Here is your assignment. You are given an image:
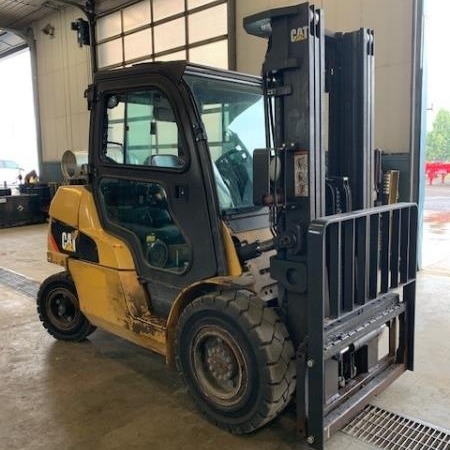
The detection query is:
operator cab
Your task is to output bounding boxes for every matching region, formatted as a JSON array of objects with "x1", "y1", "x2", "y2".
[{"x1": 88, "y1": 61, "x2": 271, "y2": 316}]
